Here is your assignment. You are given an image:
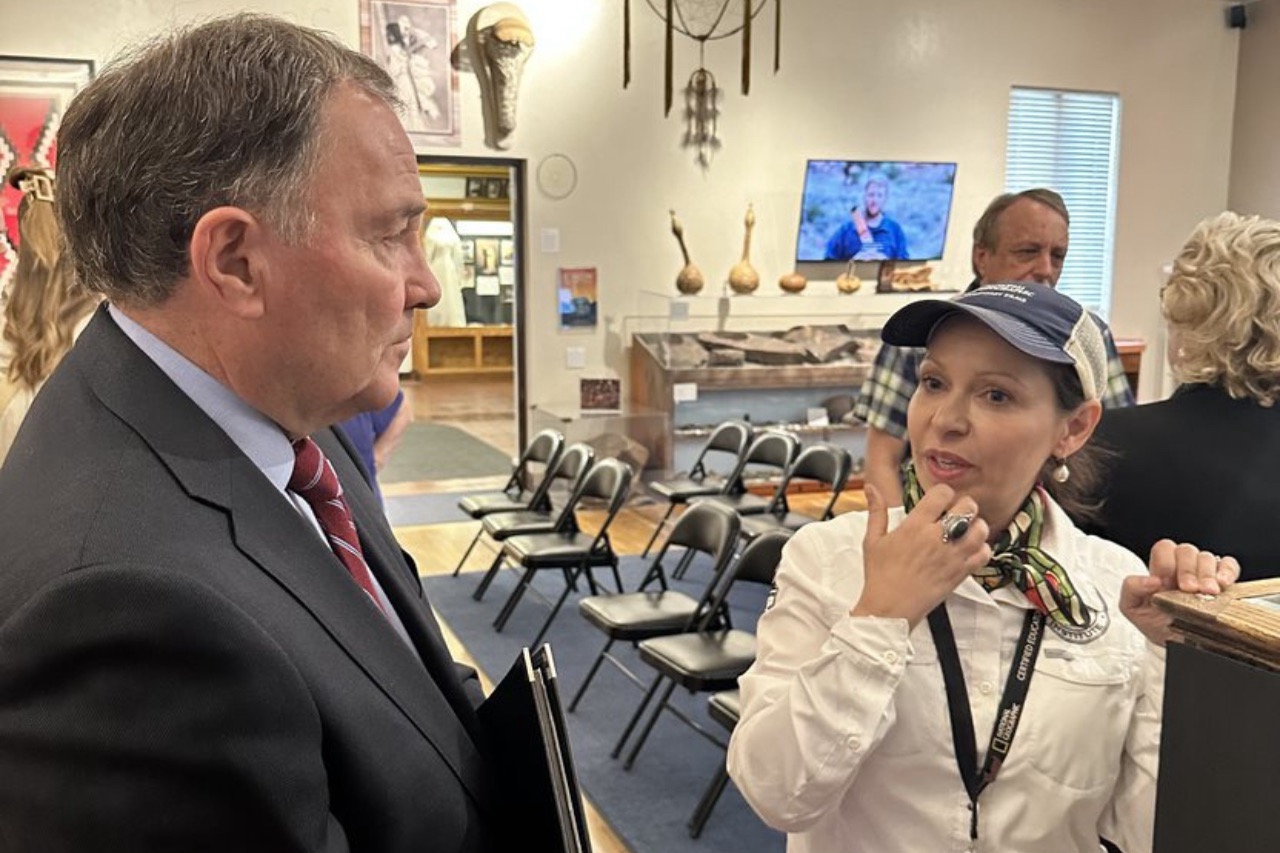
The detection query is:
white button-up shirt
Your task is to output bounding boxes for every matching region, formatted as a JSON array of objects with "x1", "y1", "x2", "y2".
[{"x1": 728, "y1": 497, "x2": 1164, "y2": 853}]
